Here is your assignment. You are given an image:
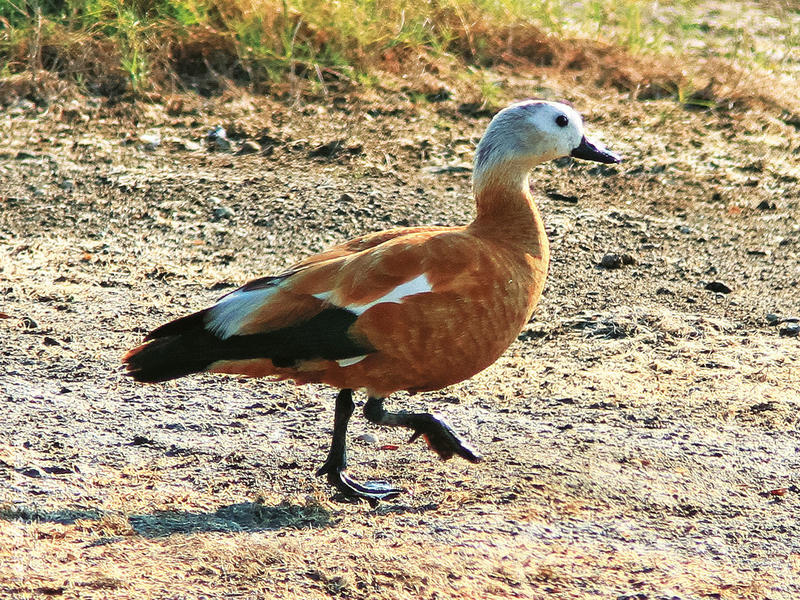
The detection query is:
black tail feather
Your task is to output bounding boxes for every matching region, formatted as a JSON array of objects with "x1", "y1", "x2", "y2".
[
  {"x1": 123, "y1": 330, "x2": 223, "y2": 383},
  {"x1": 123, "y1": 307, "x2": 374, "y2": 383}
]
